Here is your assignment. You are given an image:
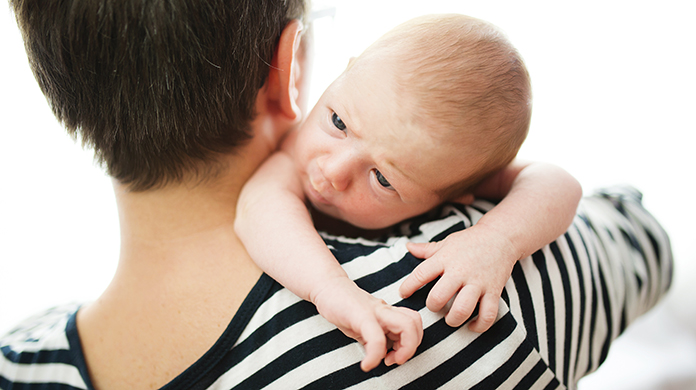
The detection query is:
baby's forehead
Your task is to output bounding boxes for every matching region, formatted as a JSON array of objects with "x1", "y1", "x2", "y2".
[{"x1": 381, "y1": 121, "x2": 480, "y2": 190}]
